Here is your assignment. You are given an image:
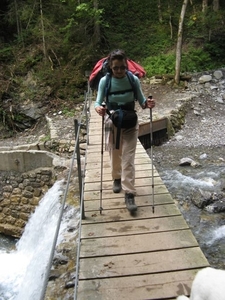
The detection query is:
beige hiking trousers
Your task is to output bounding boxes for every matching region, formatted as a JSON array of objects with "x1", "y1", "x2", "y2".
[{"x1": 109, "y1": 122, "x2": 139, "y2": 195}]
